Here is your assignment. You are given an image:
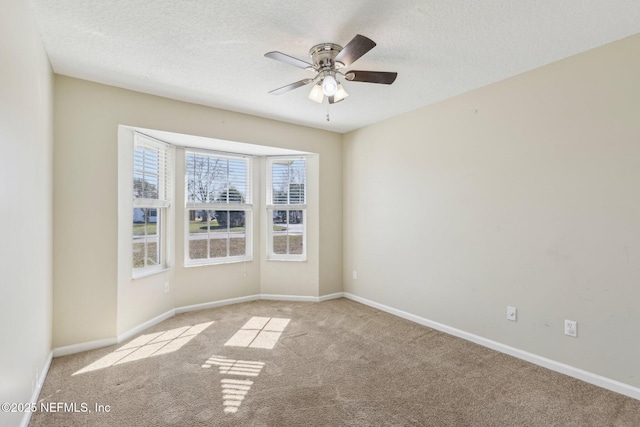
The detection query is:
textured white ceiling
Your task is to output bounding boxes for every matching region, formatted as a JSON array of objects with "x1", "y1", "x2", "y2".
[{"x1": 30, "y1": 0, "x2": 640, "y2": 133}]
